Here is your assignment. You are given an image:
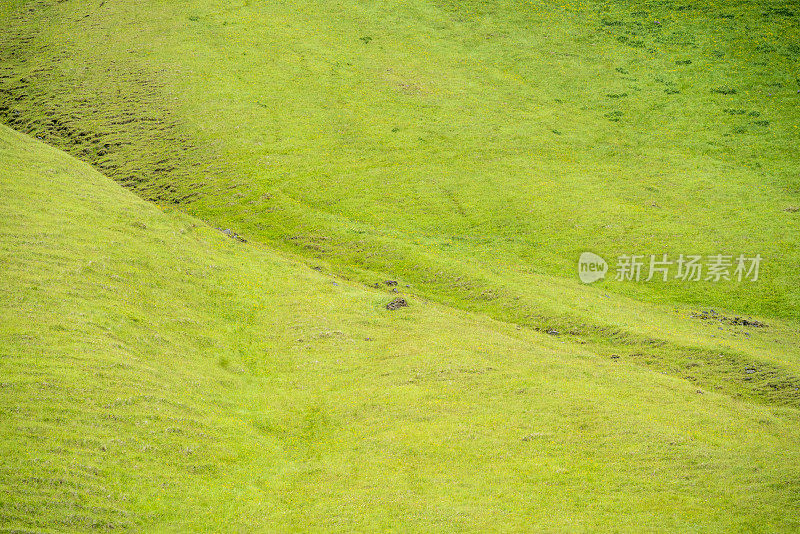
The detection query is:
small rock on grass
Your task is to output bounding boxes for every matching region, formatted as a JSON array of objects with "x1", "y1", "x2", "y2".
[{"x1": 386, "y1": 297, "x2": 408, "y2": 310}]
